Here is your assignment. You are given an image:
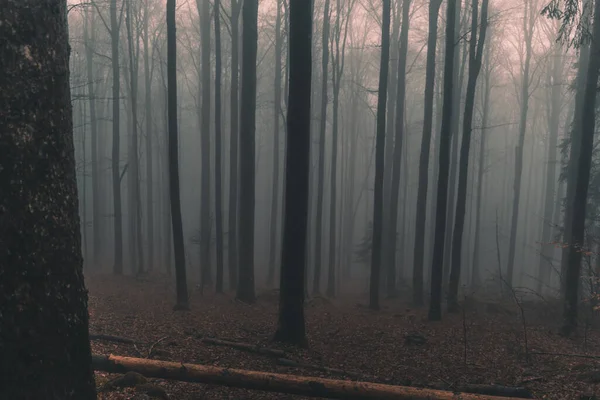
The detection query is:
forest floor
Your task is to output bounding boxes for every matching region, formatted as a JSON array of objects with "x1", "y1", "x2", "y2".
[{"x1": 88, "y1": 273, "x2": 600, "y2": 399}]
